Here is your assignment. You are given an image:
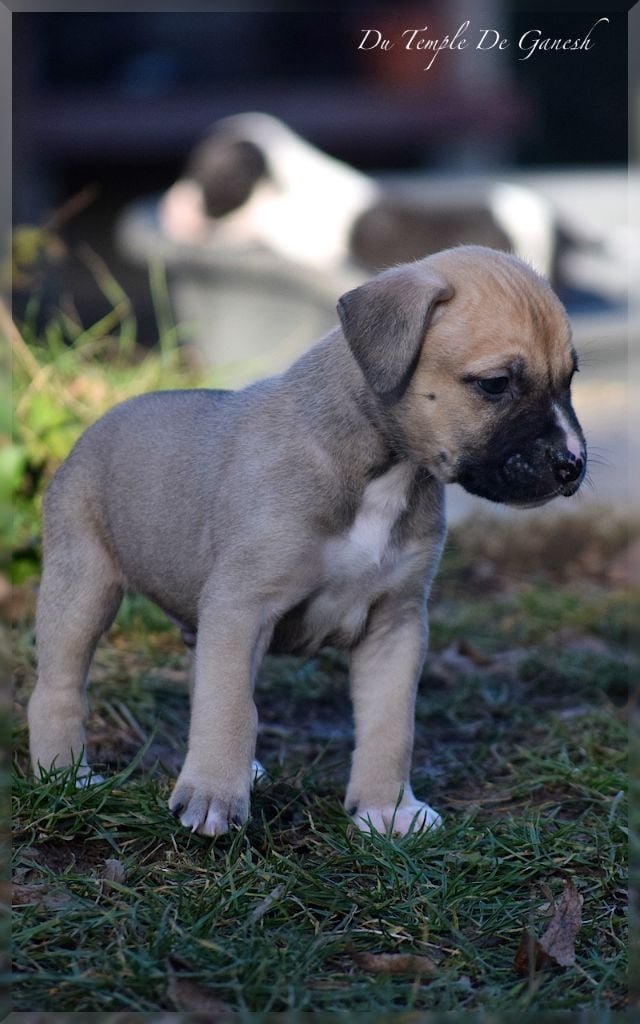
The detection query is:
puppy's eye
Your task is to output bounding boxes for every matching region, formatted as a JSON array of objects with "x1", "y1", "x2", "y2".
[{"x1": 477, "y1": 376, "x2": 510, "y2": 397}]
